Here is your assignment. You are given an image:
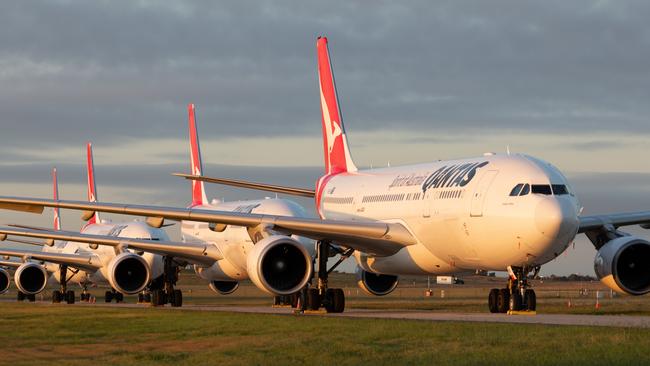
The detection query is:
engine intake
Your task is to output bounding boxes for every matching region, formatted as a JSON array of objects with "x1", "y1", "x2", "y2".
[
  {"x1": 107, "y1": 252, "x2": 151, "y2": 294},
  {"x1": 357, "y1": 269, "x2": 399, "y2": 296},
  {"x1": 14, "y1": 262, "x2": 48, "y2": 295},
  {"x1": 594, "y1": 236, "x2": 650, "y2": 295},
  {"x1": 247, "y1": 235, "x2": 312, "y2": 295},
  {"x1": 209, "y1": 280, "x2": 239, "y2": 295},
  {"x1": 0, "y1": 268, "x2": 10, "y2": 294}
]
